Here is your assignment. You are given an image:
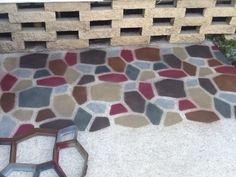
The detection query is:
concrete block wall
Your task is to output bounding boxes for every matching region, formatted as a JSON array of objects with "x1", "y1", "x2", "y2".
[{"x1": 0, "y1": 0, "x2": 236, "y2": 52}]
